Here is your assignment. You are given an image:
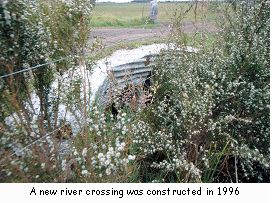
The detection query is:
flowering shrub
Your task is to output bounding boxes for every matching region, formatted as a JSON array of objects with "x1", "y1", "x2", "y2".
[
  {"x1": 133, "y1": 0, "x2": 270, "y2": 182},
  {"x1": 0, "y1": 0, "x2": 269, "y2": 183},
  {"x1": 0, "y1": 0, "x2": 54, "y2": 182},
  {"x1": 0, "y1": 0, "x2": 52, "y2": 122},
  {"x1": 67, "y1": 106, "x2": 137, "y2": 182},
  {"x1": 0, "y1": 0, "x2": 95, "y2": 182}
]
